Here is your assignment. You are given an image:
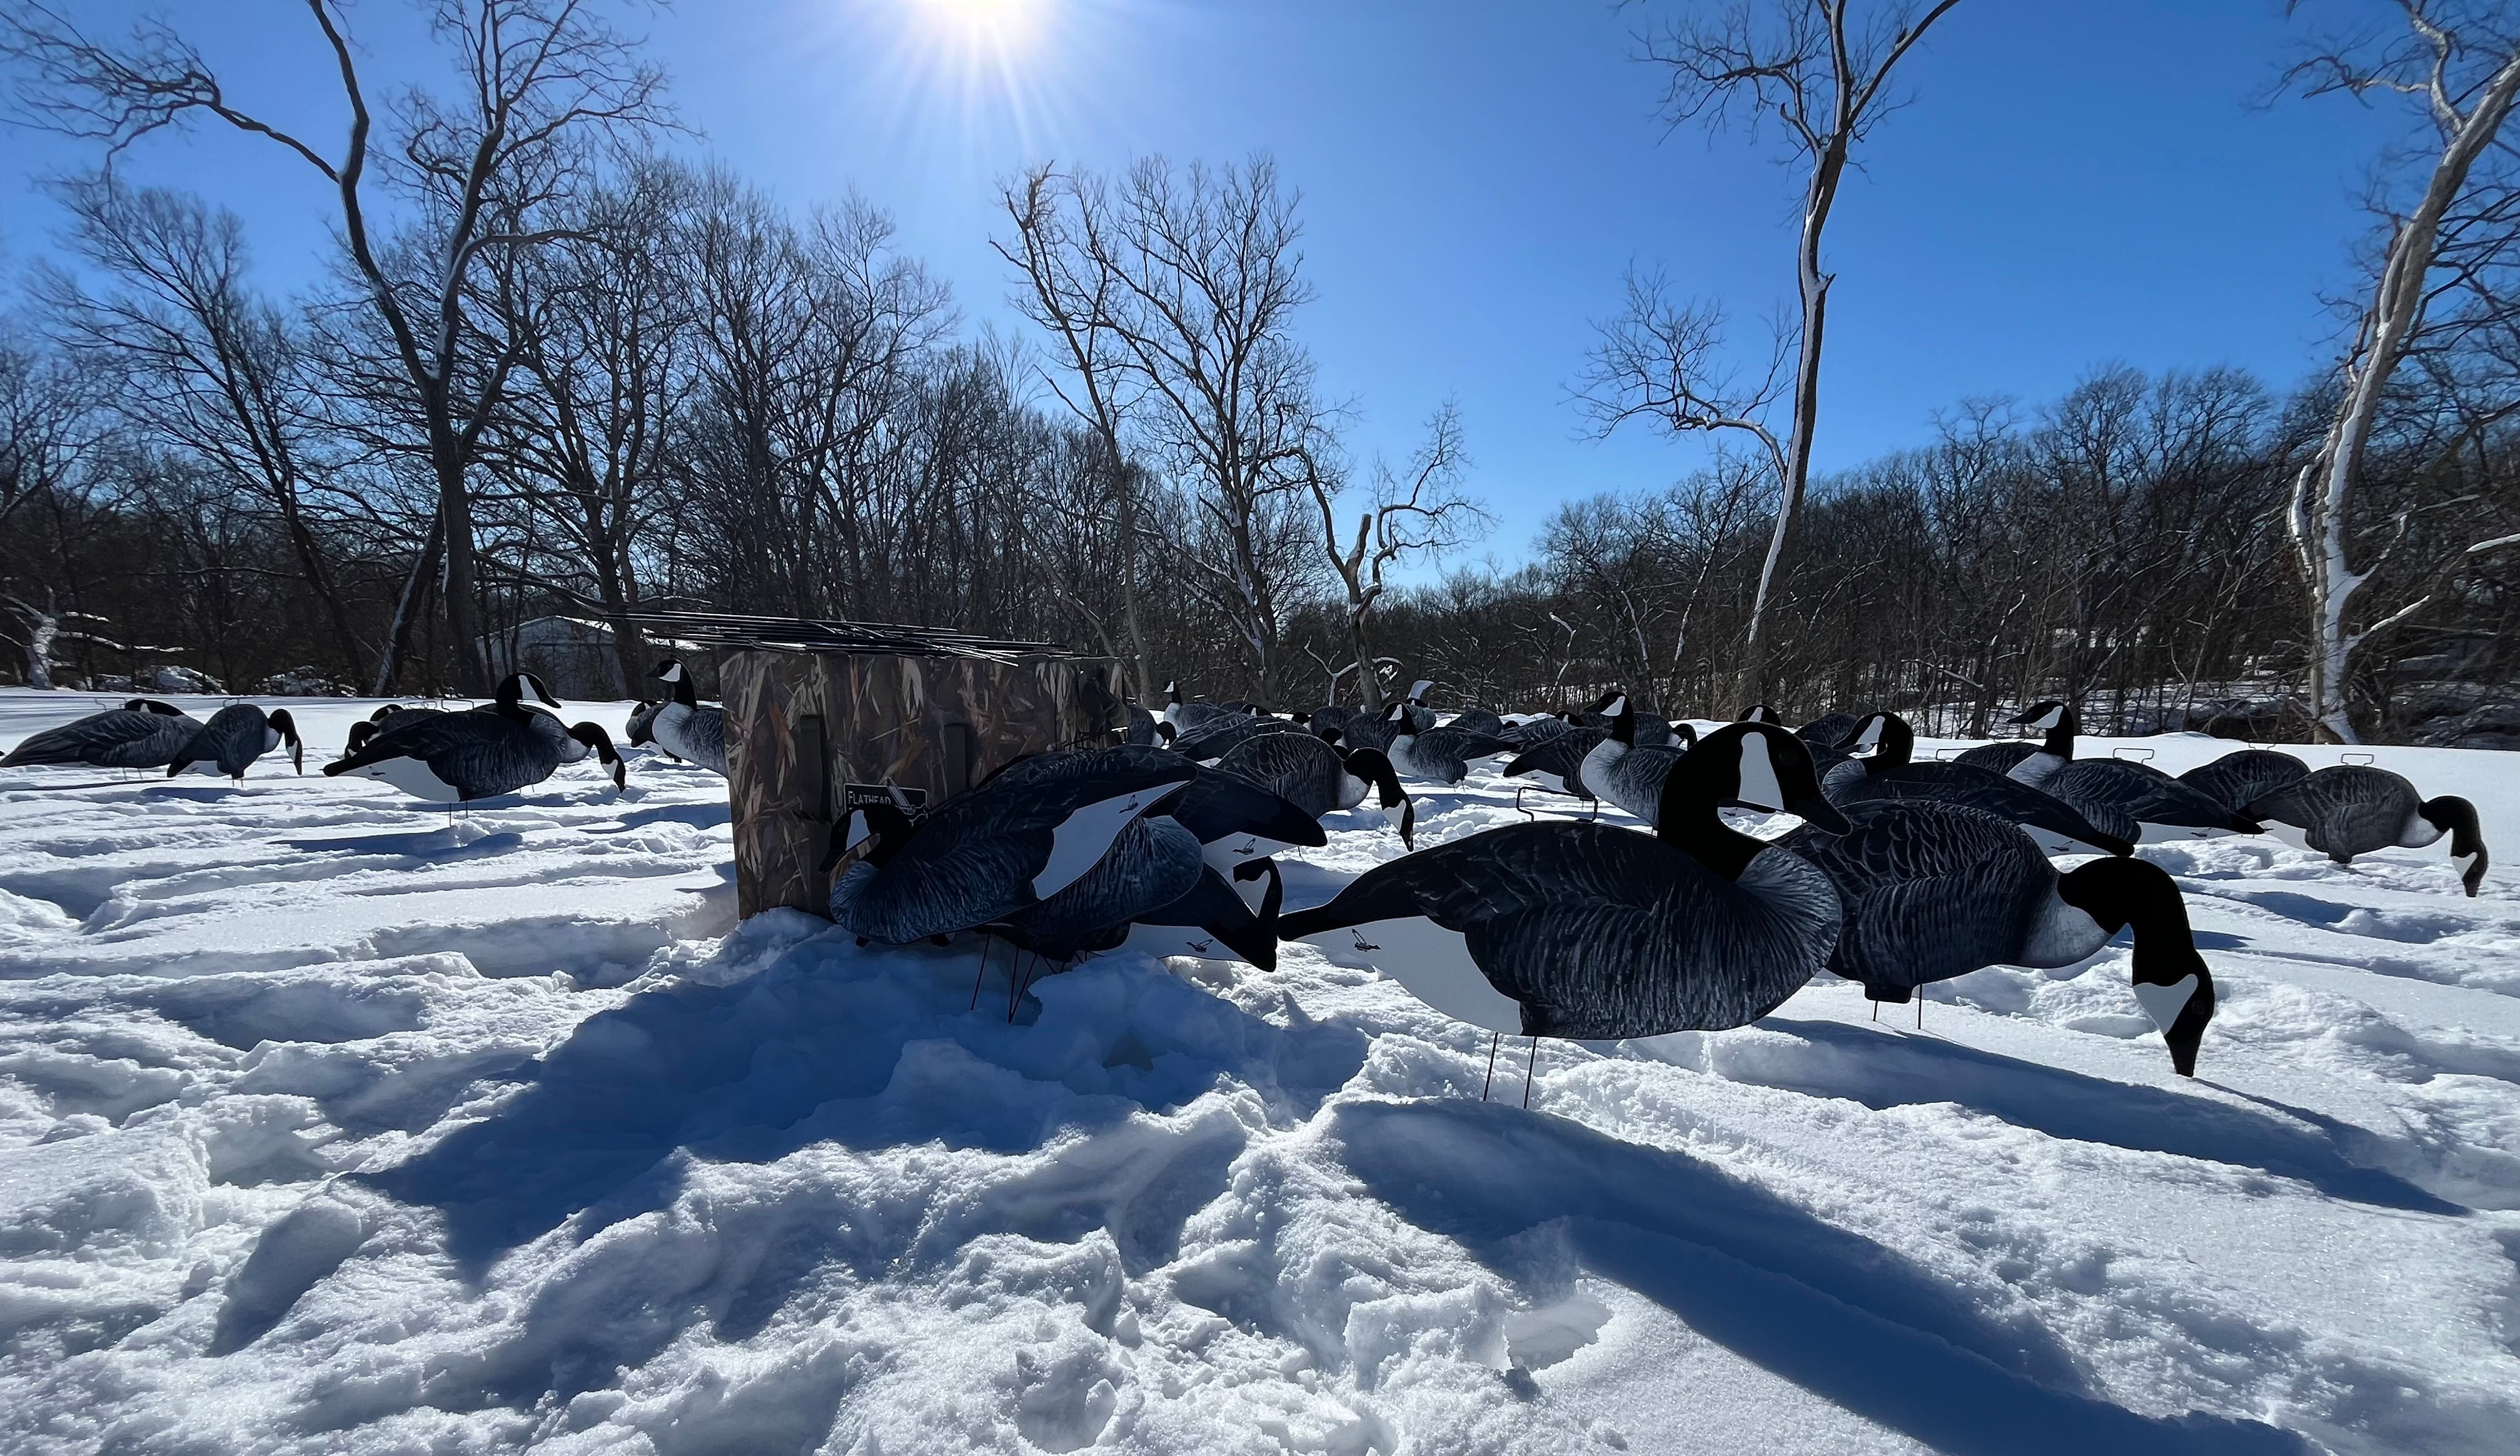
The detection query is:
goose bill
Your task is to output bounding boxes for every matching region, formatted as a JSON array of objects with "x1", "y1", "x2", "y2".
[{"x1": 1298, "y1": 916, "x2": 1523, "y2": 1033}]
